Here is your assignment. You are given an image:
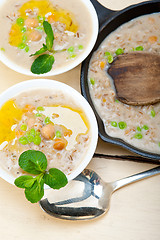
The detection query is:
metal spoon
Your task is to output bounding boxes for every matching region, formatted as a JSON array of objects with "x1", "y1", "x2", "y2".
[{"x1": 39, "y1": 166, "x2": 160, "y2": 220}]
